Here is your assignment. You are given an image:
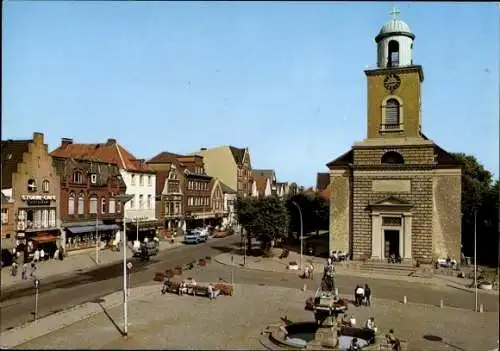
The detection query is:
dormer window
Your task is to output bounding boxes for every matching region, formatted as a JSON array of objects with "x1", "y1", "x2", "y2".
[
  {"x1": 27, "y1": 179, "x2": 37, "y2": 193},
  {"x1": 90, "y1": 174, "x2": 97, "y2": 184}
]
